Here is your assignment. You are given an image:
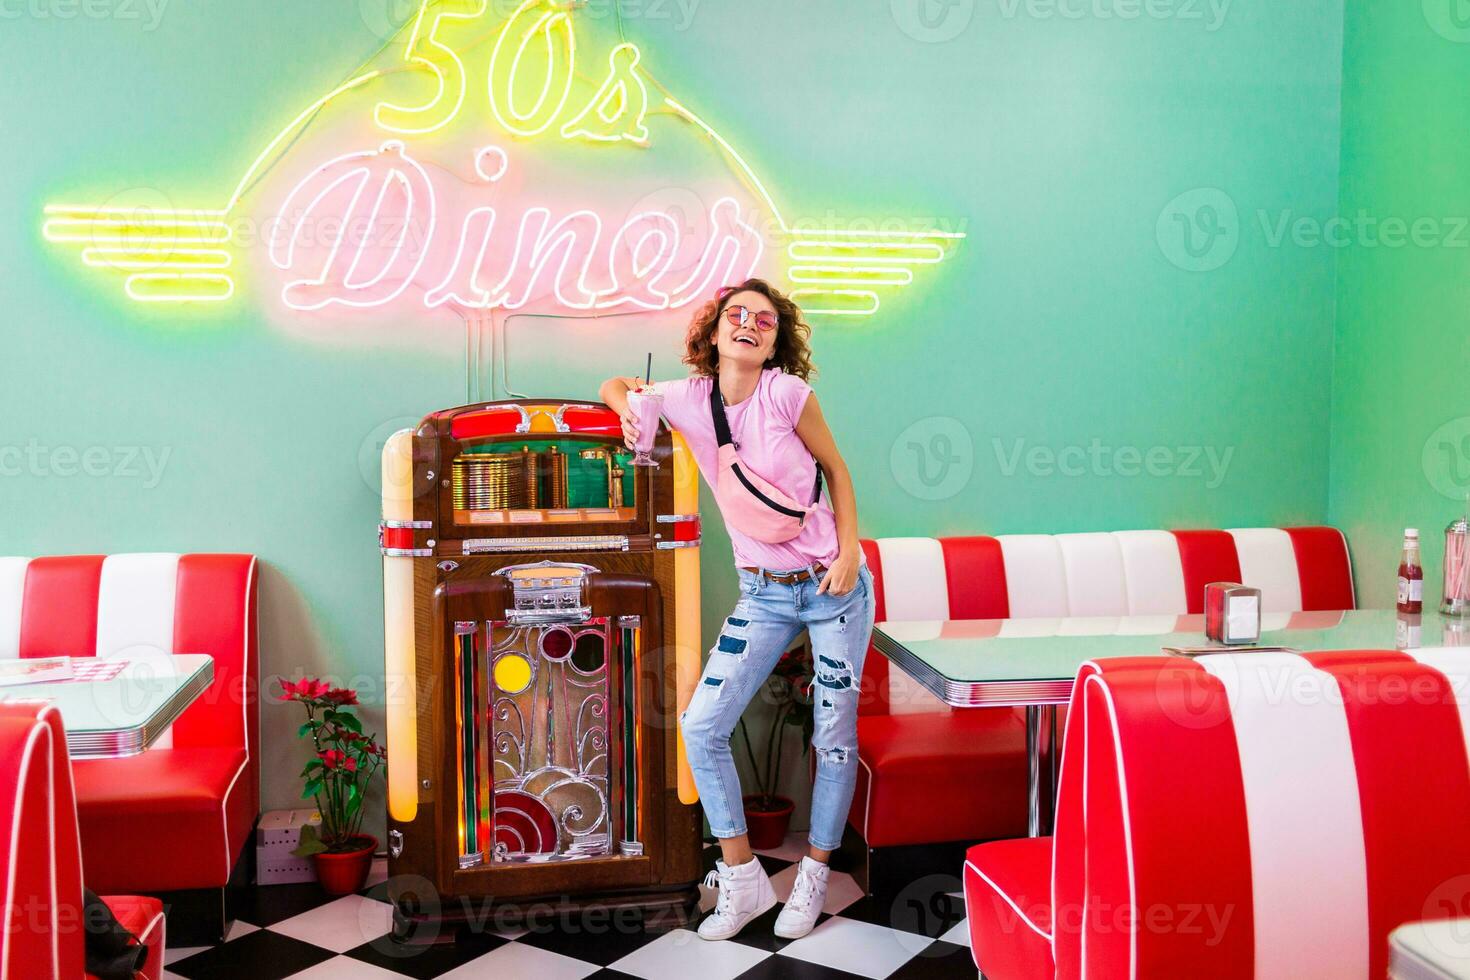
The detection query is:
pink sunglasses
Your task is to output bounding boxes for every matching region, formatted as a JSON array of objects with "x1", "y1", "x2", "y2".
[{"x1": 724, "y1": 305, "x2": 778, "y2": 332}]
